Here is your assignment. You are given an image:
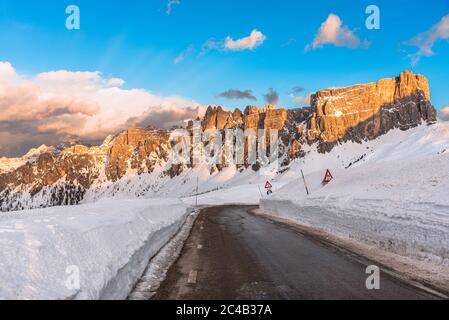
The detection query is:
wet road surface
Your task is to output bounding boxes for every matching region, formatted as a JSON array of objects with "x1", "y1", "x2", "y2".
[{"x1": 154, "y1": 206, "x2": 439, "y2": 300}]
